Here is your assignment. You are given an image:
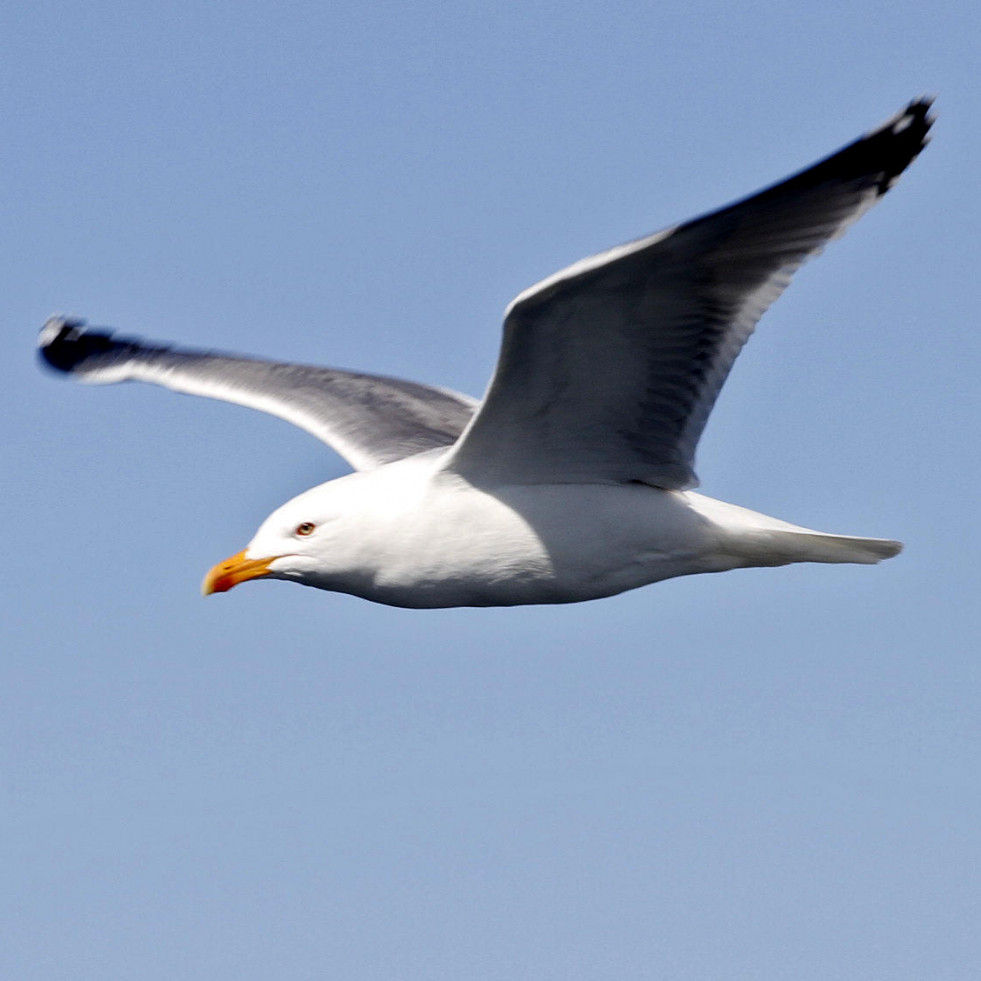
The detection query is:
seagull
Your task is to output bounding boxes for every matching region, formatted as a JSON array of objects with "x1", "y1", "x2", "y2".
[{"x1": 38, "y1": 99, "x2": 932, "y2": 608}]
